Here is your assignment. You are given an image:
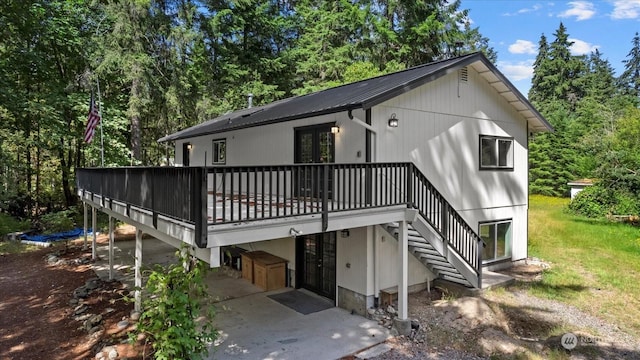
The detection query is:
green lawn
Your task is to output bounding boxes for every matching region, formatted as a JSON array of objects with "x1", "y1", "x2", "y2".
[
  {"x1": 0, "y1": 213, "x2": 34, "y2": 255},
  {"x1": 527, "y1": 195, "x2": 640, "y2": 337}
]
